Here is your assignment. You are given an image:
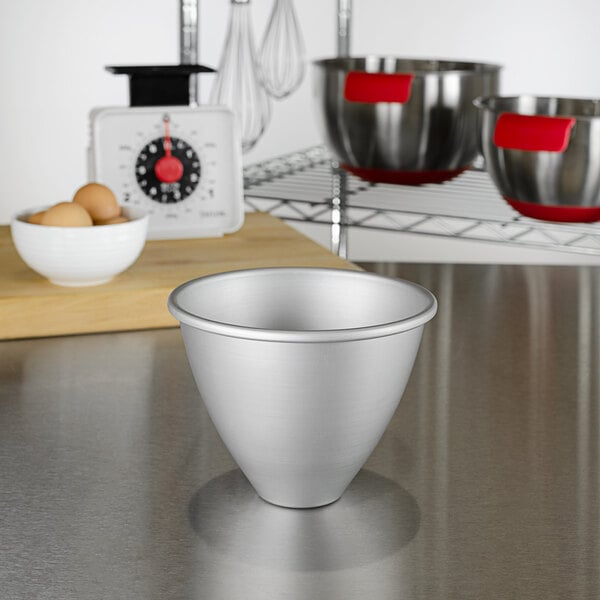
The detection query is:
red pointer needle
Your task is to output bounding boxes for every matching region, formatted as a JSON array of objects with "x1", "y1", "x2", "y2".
[{"x1": 154, "y1": 115, "x2": 184, "y2": 183}]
